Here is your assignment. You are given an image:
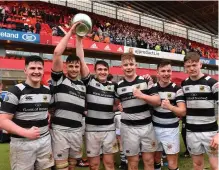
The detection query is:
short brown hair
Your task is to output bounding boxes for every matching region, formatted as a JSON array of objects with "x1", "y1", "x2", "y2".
[
  {"x1": 157, "y1": 60, "x2": 172, "y2": 69},
  {"x1": 184, "y1": 52, "x2": 200, "y2": 63},
  {"x1": 121, "y1": 53, "x2": 135, "y2": 61}
]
